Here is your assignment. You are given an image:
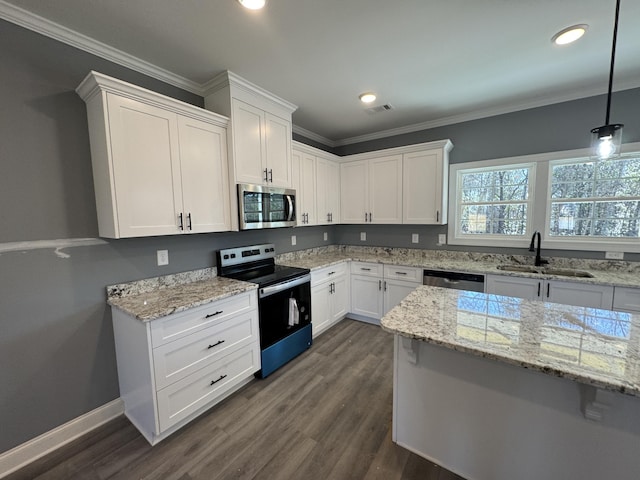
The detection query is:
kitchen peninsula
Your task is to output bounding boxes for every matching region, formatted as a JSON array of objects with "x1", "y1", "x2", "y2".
[{"x1": 381, "y1": 286, "x2": 640, "y2": 480}]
